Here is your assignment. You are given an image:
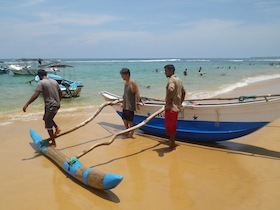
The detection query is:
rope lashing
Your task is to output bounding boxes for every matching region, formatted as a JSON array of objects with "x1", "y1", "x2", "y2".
[
  {"x1": 67, "y1": 157, "x2": 78, "y2": 171},
  {"x1": 238, "y1": 95, "x2": 256, "y2": 102}
]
